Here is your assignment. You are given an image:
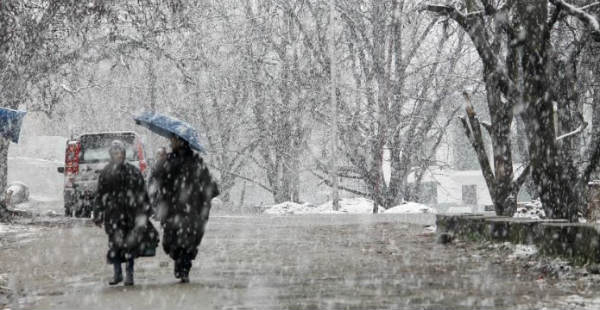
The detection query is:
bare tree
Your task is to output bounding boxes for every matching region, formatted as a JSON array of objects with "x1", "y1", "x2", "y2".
[
  {"x1": 241, "y1": 0, "x2": 321, "y2": 203},
  {"x1": 306, "y1": 0, "x2": 474, "y2": 209},
  {"x1": 426, "y1": 0, "x2": 600, "y2": 220}
]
